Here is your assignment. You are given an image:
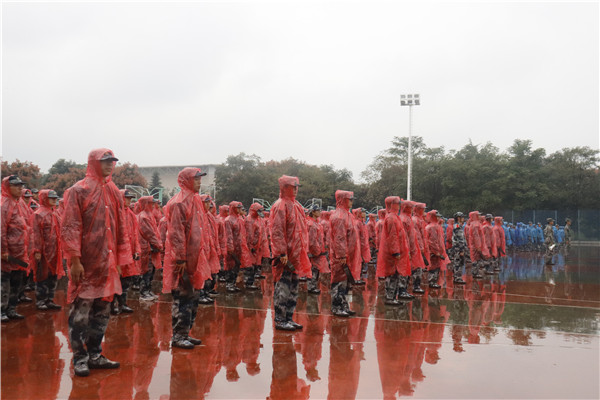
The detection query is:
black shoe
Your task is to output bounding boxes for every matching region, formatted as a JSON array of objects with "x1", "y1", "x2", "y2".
[
  {"x1": 110, "y1": 304, "x2": 120, "y2": 315},
  {"x1": 18, "y1": 295, "x2": 33, "y2": 303},
  {"x1": 429, "y1": 283, "x2": 441, "y2": 289},
  {"x1": 308, "y1": 288, "x2": 321, "y2": 294},
  {"x1": 7, "y1": 311, "x2": 25, "y2": 320},
  {"x1": 46, "y1": 301, "x2": 62, "y2": 310},
  {"x1": 245, "y1": 284, "x2": 260, "y2": 291},
  {"x1": 139, "y1": 292, "x2": 155, "y2": 301},
  {"x1": 345, "y1": 309, "x2": 356, "y2": 316},
  {"x1": 208, "y1": 289, "x2": 218, "y2": 296},
  {"x1": 275, "y1": 321, "x2": 296, "y2": 331},
  {"x1": 385, "y1": 299, "x2": 400, "y2": 306},
  {"x1": 413, "y1": 287, "x2": 425, "y2": 294},
  {"x1": 485, "y1": 270, "x2": 495, "y2": 275},
  {"x1": 172, "y1": 338, "x2": 195, "y2": 349},
  {"x1": 198, "y1": 296, "x2": 214, "y2": 304},
  {"x1": 120, "y1": 305, "x2": 134, "y2": 313},
  {"x1": 219, "y1": 276, "x2": 227, "y2": 282},
  {"x1": 354, "y1": 280, "x2": 366, "y2": 285},
  {"x1": 37, "y1": 304, "x2": 49, "y2": 311},
  {"x1": 24, "y1": 284, "x2": 34, "y2": 292},
  {"x1": 299, "y1": 277, "x2": 308, "y2": 282},
  {"x1": 332, "y1": 310, "x2": 350, "y2": 317},
  {"x1": 88, "y1": 355, "x2": 120, "y2": 369},
  {"x1": 1, "y1": 313, "x2": 9, "y2": 322},
  {"x1": 74, "y1": 361, "x2": 90, "y2": 377},
  {"x1": 453, "y1": 278, "x2": 466, "y2": 285},
  {"x1": 187, "y1": 336, "x2": 202, "y2": 345},
  {"x1": 399, "y1": 292, "x2": 415, "y2": 300},
  {"x1": 473, "y1": 274, "x2": 483, "y2": 279},
  {"x1": 255, "y1": 275, "x2": 266, "y2": 280},
  {"x1": 226, "y1": 285, "x2": 238, "y2": 293},
  {"x1": 288, "y1": 321, "x2": 303, "y2": 330}
]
